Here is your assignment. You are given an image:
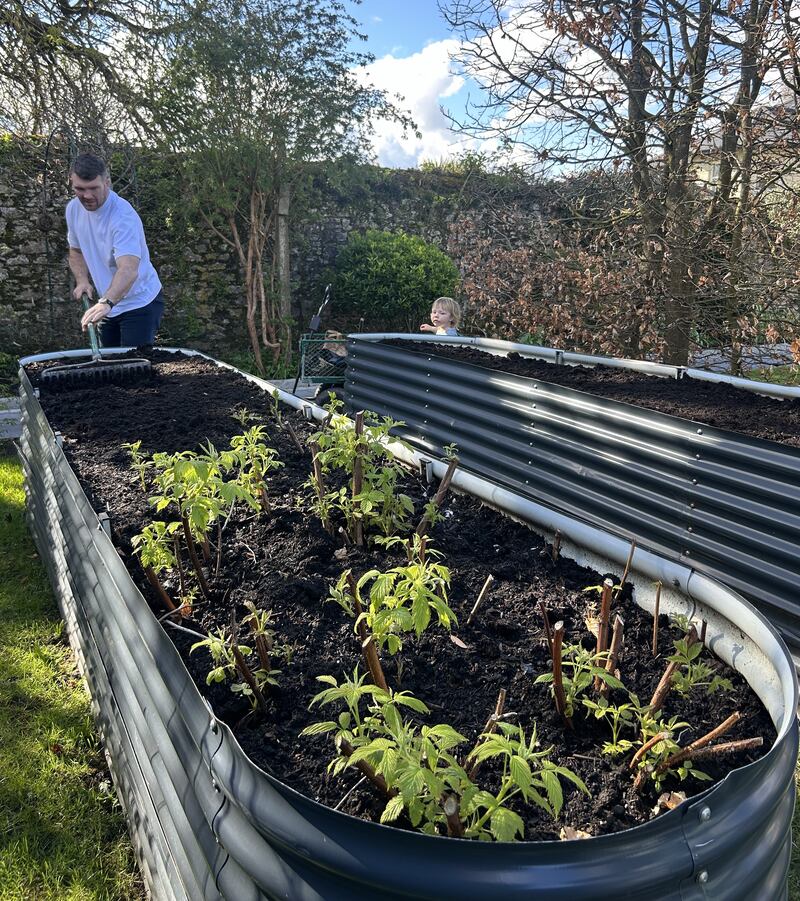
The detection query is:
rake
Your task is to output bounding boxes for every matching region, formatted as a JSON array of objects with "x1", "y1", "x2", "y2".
[{"x1": 40, "y1": 294, "x2": 152, "y2": 390}]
